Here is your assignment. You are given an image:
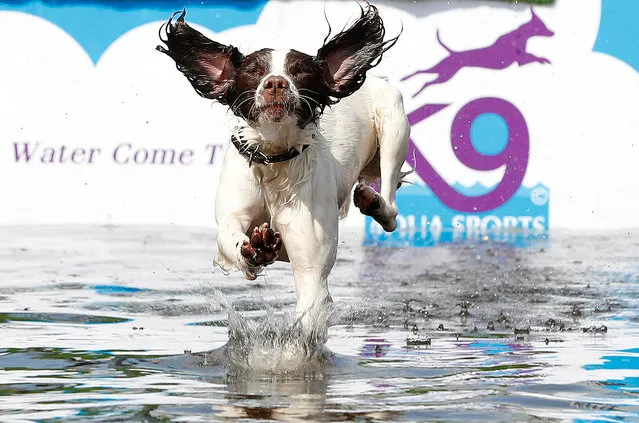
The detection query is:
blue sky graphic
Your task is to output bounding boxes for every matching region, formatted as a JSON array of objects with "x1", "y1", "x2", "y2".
[
  {"x1": 0, "y1": 0, "x2": 267, "y2": 63},
  {"x1": 0, "y1": 0, "x2": 637, "y2": 69}
]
